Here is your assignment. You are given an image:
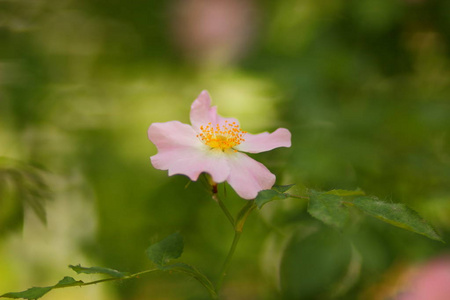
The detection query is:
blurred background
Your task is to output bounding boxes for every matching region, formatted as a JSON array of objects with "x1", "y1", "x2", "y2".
[{"x1": 1, "y1": 0, "x2": 450, "y2": 299}]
